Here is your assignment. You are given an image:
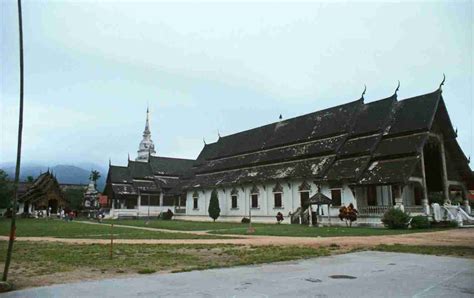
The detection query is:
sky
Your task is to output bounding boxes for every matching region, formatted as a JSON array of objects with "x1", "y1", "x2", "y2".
[{"x1": 1, "y1": 0, "x2": 473, "y2": 169}]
